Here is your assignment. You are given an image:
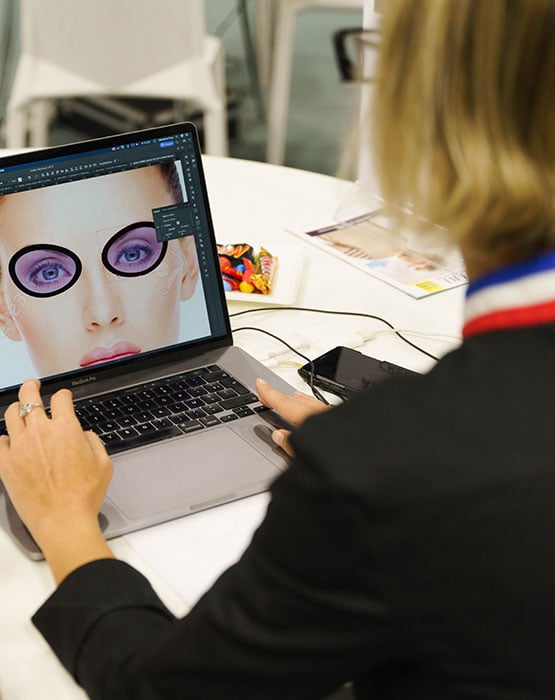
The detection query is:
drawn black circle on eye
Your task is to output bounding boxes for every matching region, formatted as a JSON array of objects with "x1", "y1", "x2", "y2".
[
  {"x1": 102, "y1": 222, "x2": 168, "y2": 277},
  {"x1": 8, "y1": 244, "x2": 82, "y2": 298}
]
